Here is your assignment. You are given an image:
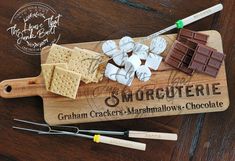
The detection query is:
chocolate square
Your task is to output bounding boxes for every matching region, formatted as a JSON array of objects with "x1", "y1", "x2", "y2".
[
  {"x1": 208, "y1": 58, "x2": 221, "y2": 69},
  {"x1": 196, "y1": 45, "x2": 212, "y2": 56},
  {"x1": 204, "y1": 66, "x2": 218, "y2": 77},
  {"x1": 166, "y1": 57, "x2": 181, "y2": 68},
  {"x1": 193, "y1": 52, "x2": 209, "y2": 64},
  {"x1": 165, "y1": 41, "x2": 194, "y2": 75},
  {"x1": 189, "y1": 44, "x2": 225, "y2": 77},
  {"x1": 177, "y1": 28, "x2": 209, "y2": 45},
  {"x1": 185, "y1": 39, "x2": 198, "y2": 49},
  {"x1": 211, "y1": 51, "x2": 224, "y2": 60}
]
